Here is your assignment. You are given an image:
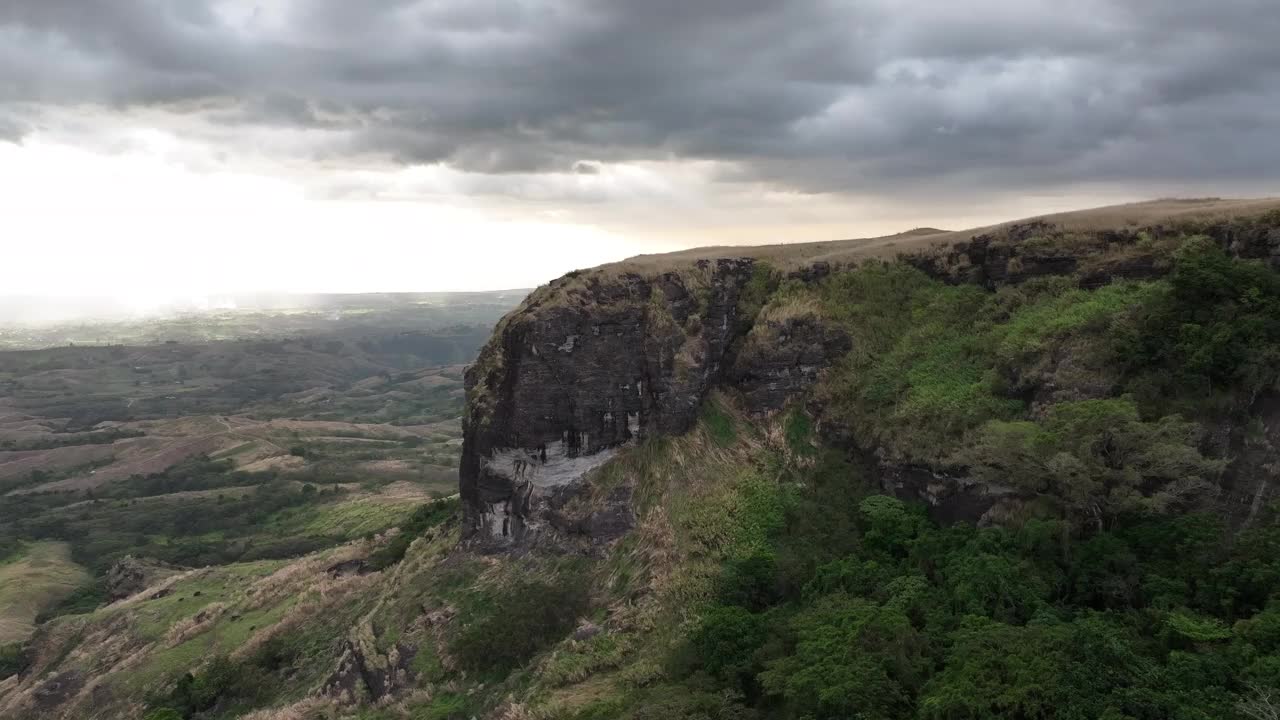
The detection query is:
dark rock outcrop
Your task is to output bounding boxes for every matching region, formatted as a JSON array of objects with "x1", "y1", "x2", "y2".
[
  {"x1": 1215, "y1": 394, "x2": 1280, "y2": 530},
  {"x1": 104, "y1": 556, "x2": 181, "y2": 602},
  {"x1": 323, "y1": 627, "x2": 414, "y2": 704},
  {"x1": 908, "y1": 215, "x2": 1280, "y2": 290},
  {"x1": 460, "y1": 259, "x2": 764, "y2": 548},
  {"x1": 731, "y1": 311, "x2": 851, "y2": 414},
  {"x1": 880, "y1": 464, "x2": 1019, "y2": 526},
  {"x1": 31, "y1": 671, "x2": 83, "y2": 709},
  {"x1": 326, "y1": 559, "x2": 372, "y2": 578}
]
